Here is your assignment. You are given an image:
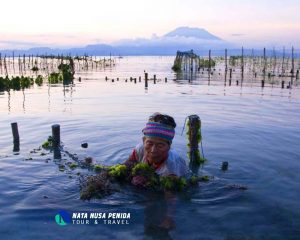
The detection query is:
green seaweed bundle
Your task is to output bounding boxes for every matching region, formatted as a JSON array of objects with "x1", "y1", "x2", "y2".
[
  {"x1": 131, "y1": 163, "x2": 159, "y2": 188},
  {"x1": 0, "y1": 76, "x2": 10, "y2": 91},
  {"x1": 48, "y1": 72, "x2": 63, "y2": 84},
  {"x1": 186, "y1": 117, "x2": 206, "y2": 165},
  {"x1": 108, "y1": 164, "x2": 128, "y2": 180},
  {"x1": 132, "y1": 163, "x2": 156, "y2": 177},
  {"x1": 42, "y1": 136, "x2": 53, "y2": 149},
  {"x1": 94, "y1": 164, "x2": 104, "y2": 172},
  {"x1": 80, "y1": 172, "x2": 112, "y2": 200},
  {"x1": 58, "y1": 63, "x2": 74, "y2": 81},
  {"x1": 198, "y1": 58, "x2": 216, "y2": 68},
  {"x1": 160, "y1": 175, "x2": 187, "y2": 191},
  {"x1": 35, "y1": 75, "x2": 43, "y2": 86}
]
